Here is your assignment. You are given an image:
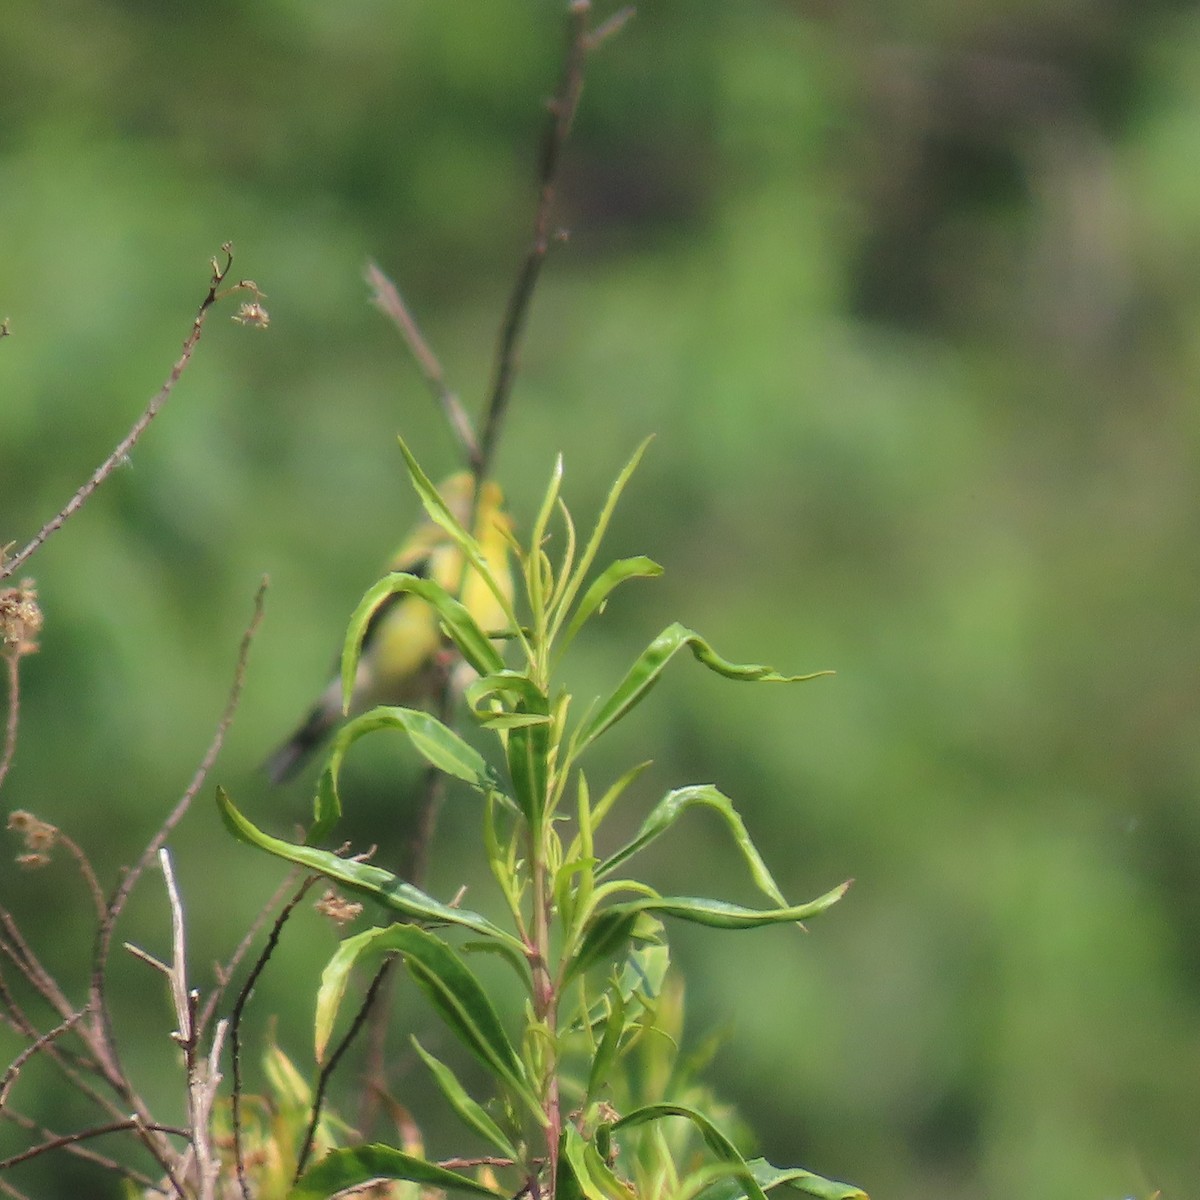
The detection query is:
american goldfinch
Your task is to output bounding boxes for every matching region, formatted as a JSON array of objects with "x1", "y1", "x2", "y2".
[{"x1": 265, "y1": 473, "x2": 512, "y2": 784}]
